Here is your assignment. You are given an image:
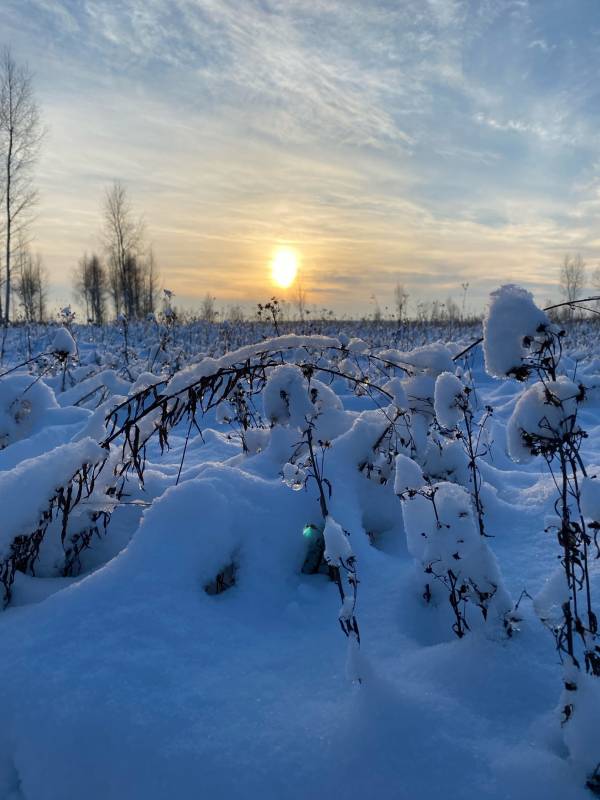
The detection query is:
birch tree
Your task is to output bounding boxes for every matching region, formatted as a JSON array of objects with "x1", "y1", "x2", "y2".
[{"x1": 0, "y1": 48, "x2": 43, "y2": 324}]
